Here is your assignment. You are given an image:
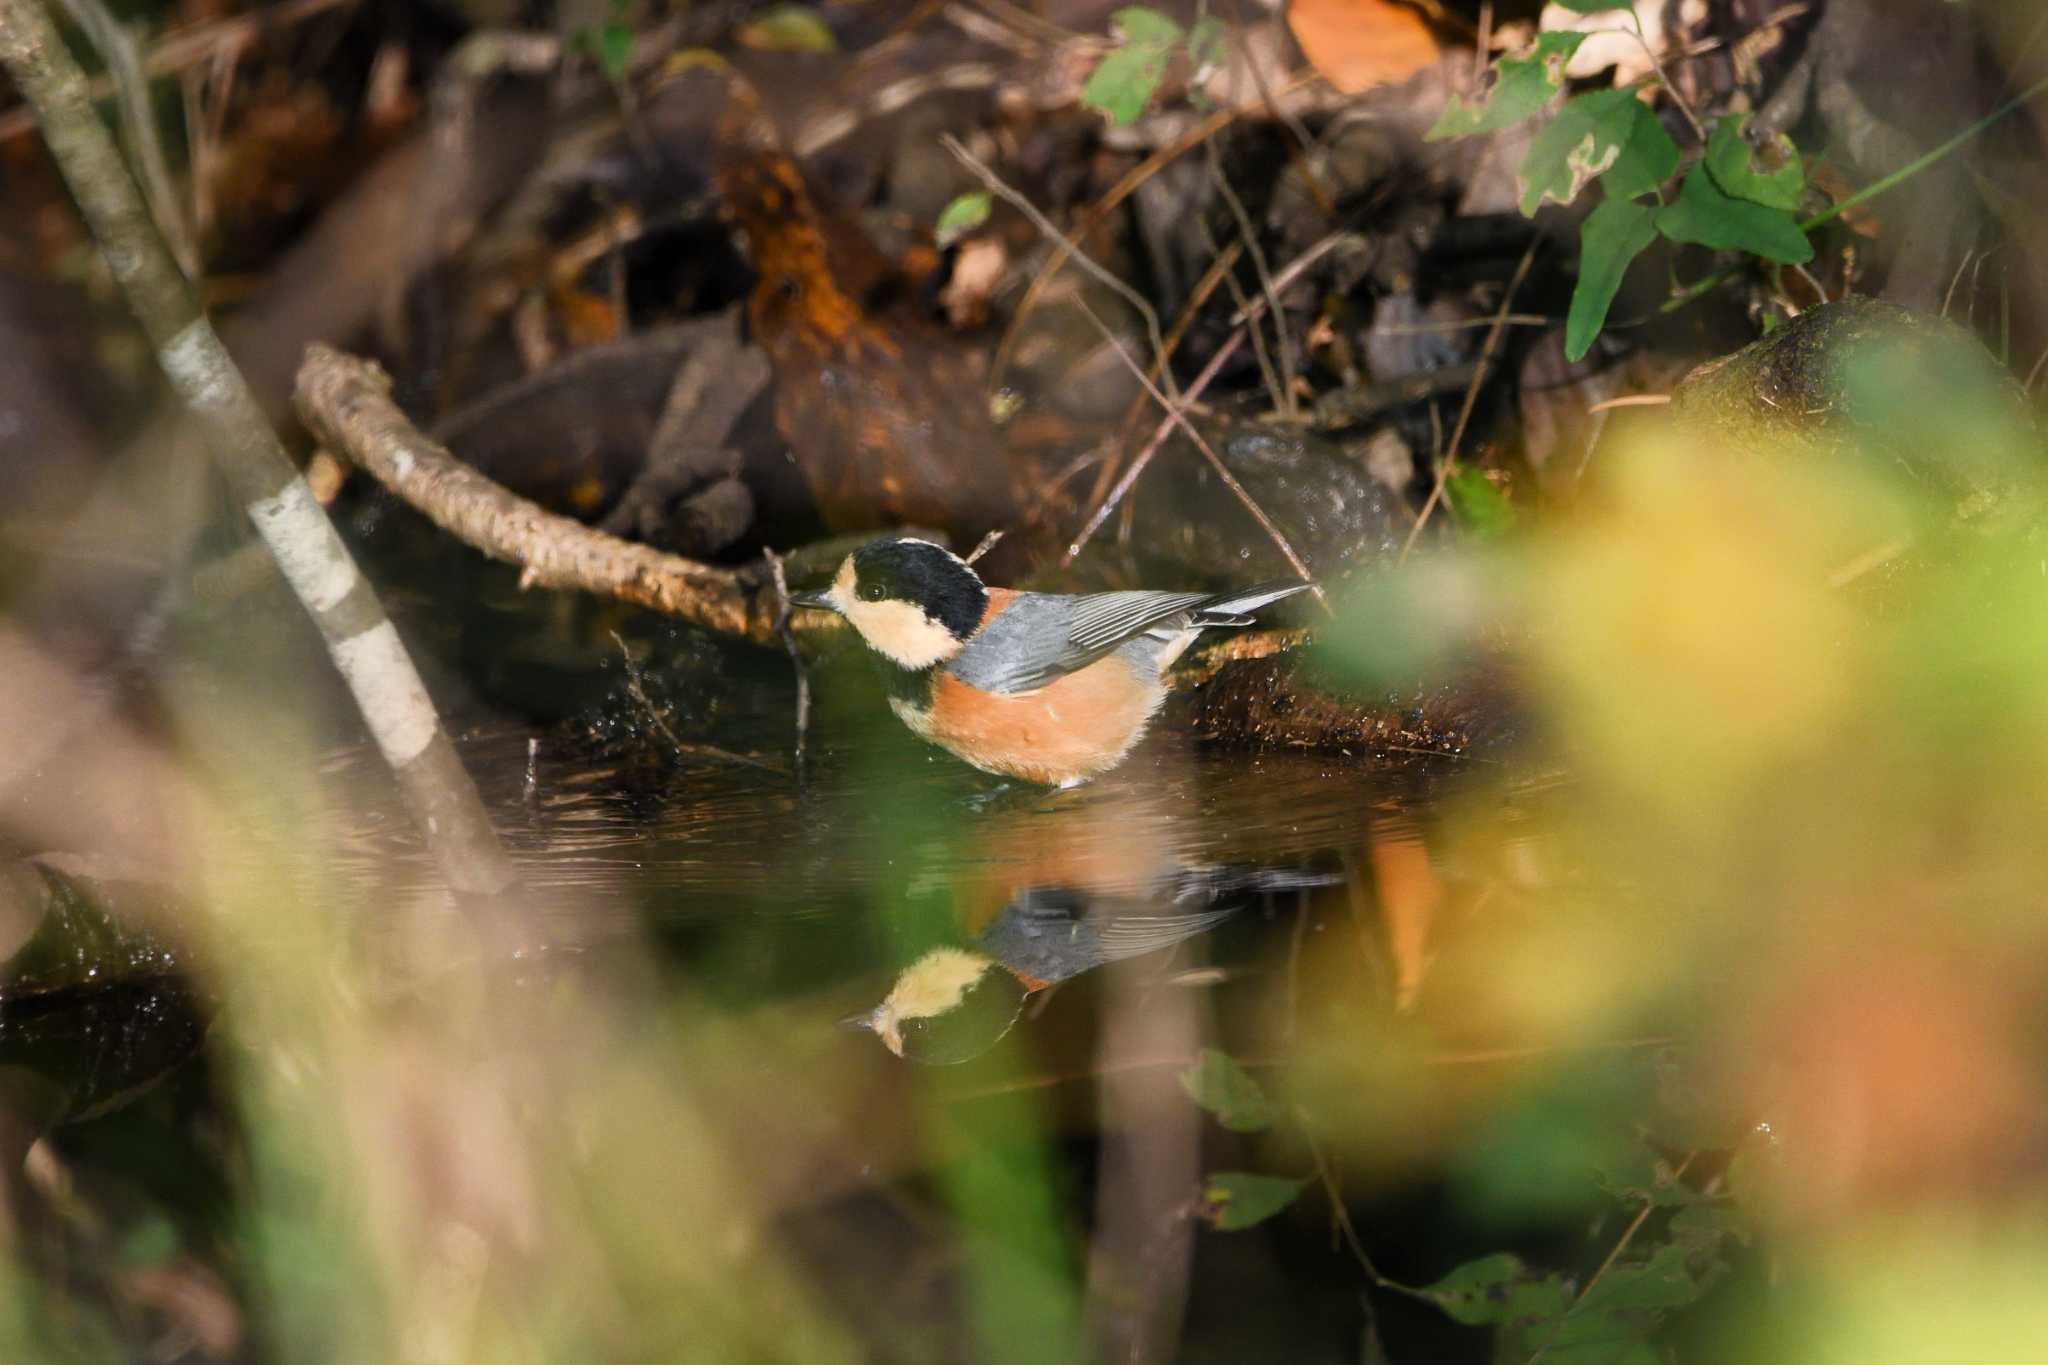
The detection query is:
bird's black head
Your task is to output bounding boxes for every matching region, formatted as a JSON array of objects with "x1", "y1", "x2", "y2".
[
  {"x1": 848, "y1": 538, "x2": 987, "y2": 639},
  {"x1": 793, "y1": 538, "x2": 989, "y2": 670},
  {"x1": 801, "y1": 538, "x2": 983, "y2": 671}
]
